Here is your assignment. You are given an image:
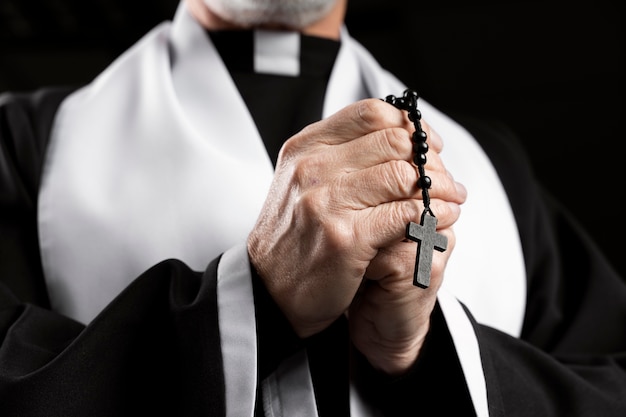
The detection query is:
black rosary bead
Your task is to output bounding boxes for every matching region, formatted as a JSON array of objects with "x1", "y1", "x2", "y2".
[
  {"x1": 414, "y1": 140, "x2": 428, "y2": 154},
  {"x1": 412, "y1": 130, "x2": 427, "y2": 143},
  {"x1": 384, "y1": 89, "x2": 431, "y2": 193},
  {"x1": 414, "y1": 153, "x2": 427, "y2": 166},
  {"x1": 384, "y1": 95, "x2": 396, "y2": 105},
  {"x1": 408, "y1": 110, "x2": 422, "y2": 123},
  {"x1": 403, "y1": 89, "x2": 419, "y2": 107},
  {"x1": 395, "y1": 98, "x2": 408, "y2": 111}
]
